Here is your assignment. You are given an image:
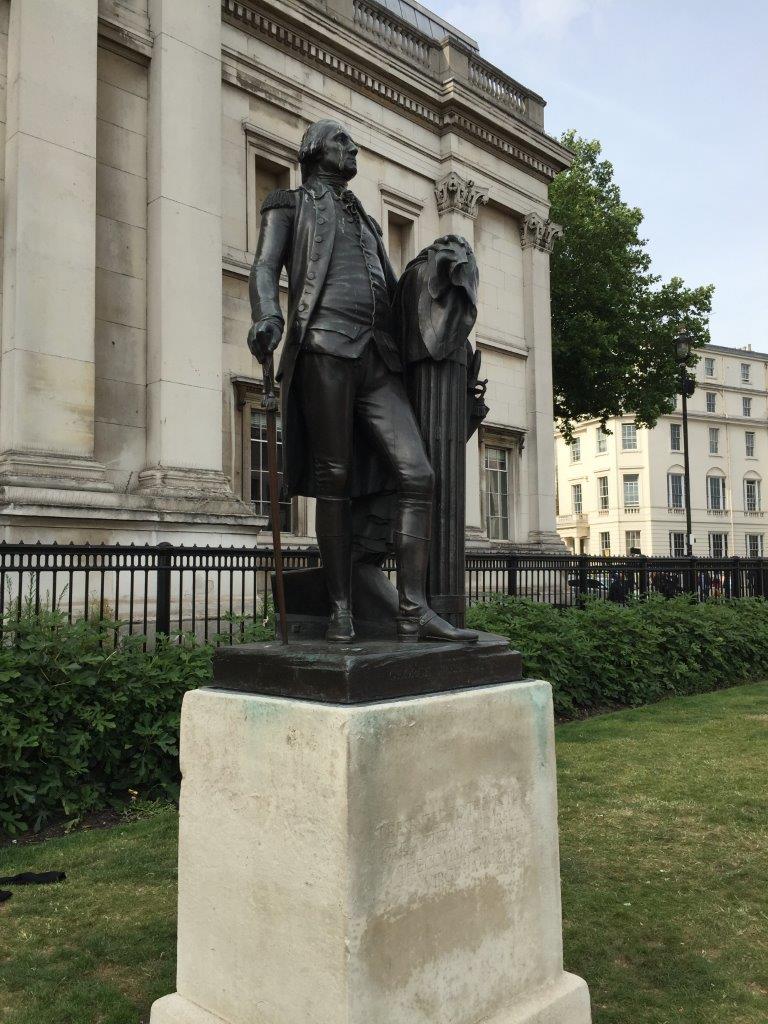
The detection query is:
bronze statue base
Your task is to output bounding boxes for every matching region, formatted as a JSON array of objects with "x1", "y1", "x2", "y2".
[{"x1": 211, "y1": 631, "x2": 521, "y2": 704}]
